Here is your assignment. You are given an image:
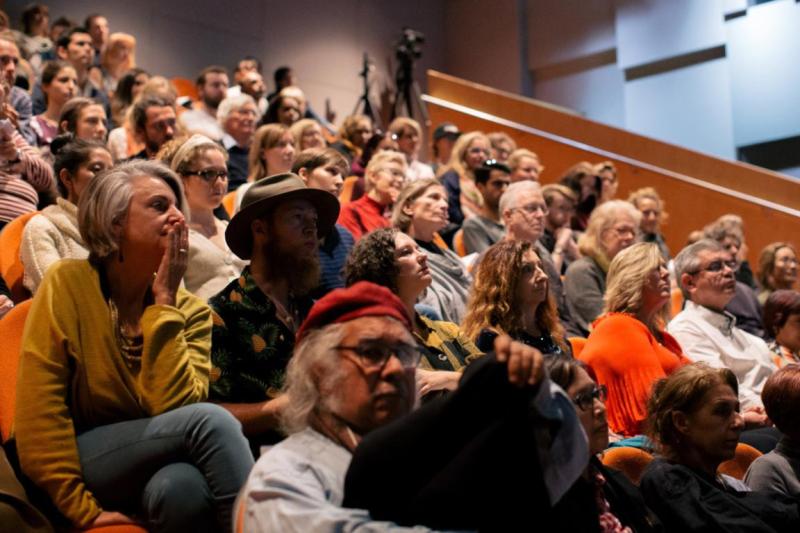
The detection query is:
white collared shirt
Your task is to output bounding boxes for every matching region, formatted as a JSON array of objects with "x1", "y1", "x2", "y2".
[{"x1": 667, "y1": 300, "x2": 776, "y2": 408}]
